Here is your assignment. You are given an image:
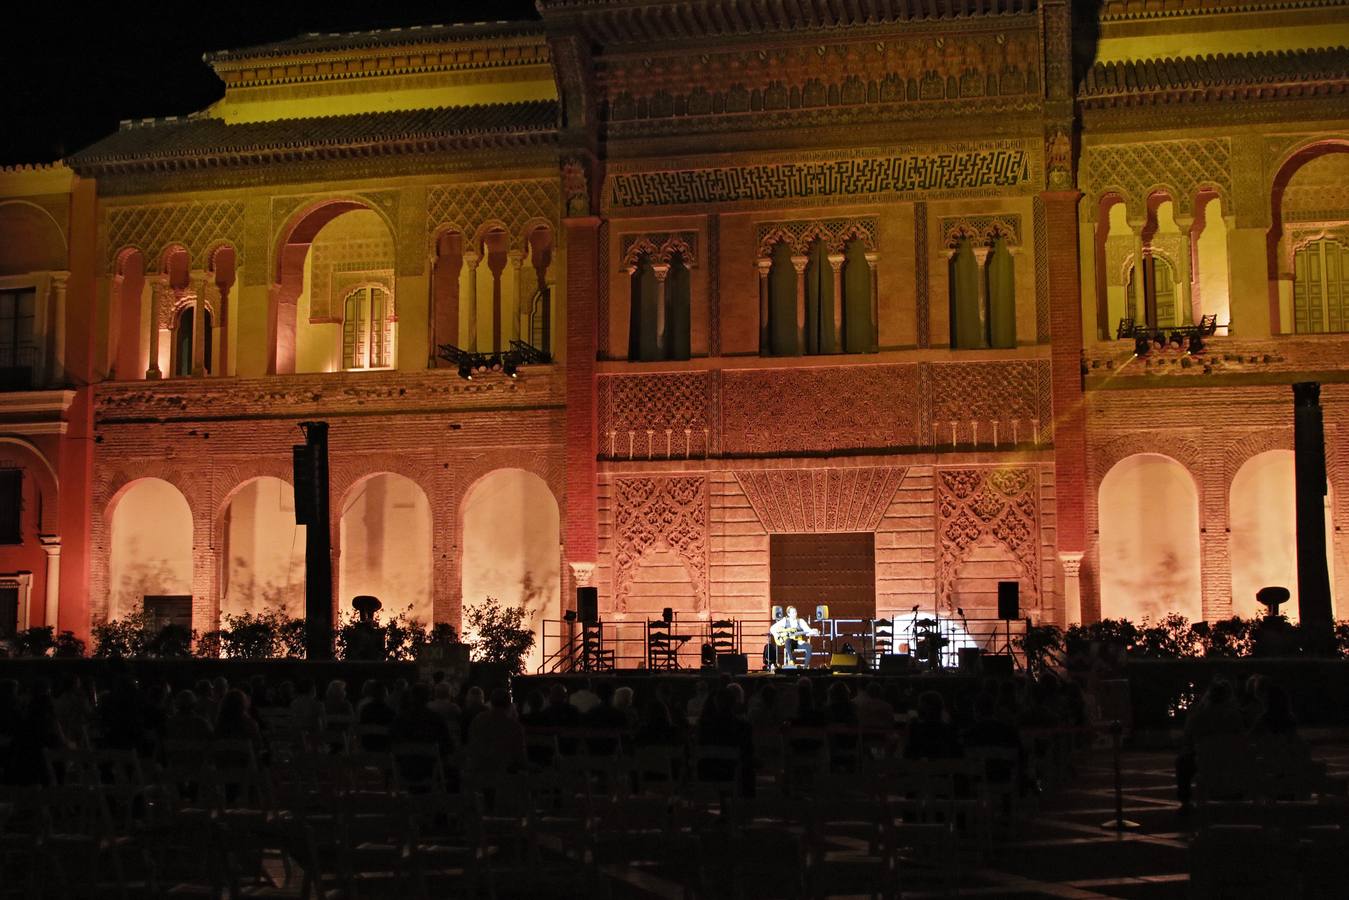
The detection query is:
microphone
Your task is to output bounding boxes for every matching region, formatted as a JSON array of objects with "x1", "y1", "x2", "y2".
[
  {"x1": 911, "y1": 605, "x2": 920, "y2": 612},
  {"x1": 956, "y1": 607, "x2": 964, "y2": 617}
]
